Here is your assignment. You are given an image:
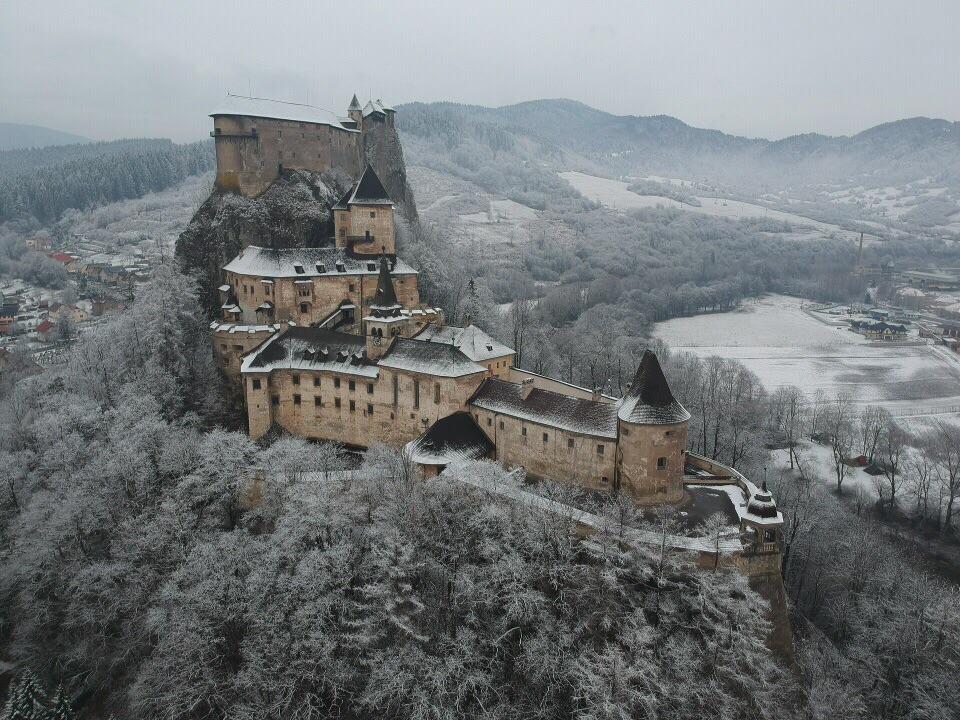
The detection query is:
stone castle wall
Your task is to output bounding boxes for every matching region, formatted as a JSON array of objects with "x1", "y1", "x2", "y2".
[
  {"x1": 469, "y1": 406, "x2": 618, "y2": 490},
  {"x1": 213, "y1": 115, "x2": 362, "y2": 197},
  {"x1": 617, "y1": 420, "x2": 688, "y2": 502},
  {"x1": 213, "y1": 324, "x2": 280, "y2": 379},
  {"x1": 334, "y1": 205, "x2": 397, "y2": 256},
  {"x1": 245, "y1": 365, "x2": 488, "y2": 443},
  {"x1": 225, "y1": 269, "x2": 420, "y2": 325}
]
